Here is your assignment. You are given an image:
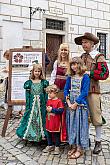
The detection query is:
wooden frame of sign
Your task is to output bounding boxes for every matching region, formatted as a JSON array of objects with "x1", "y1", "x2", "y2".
[{"x1": 2, "y1": 46, "x2": 45, "y2": 137}]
